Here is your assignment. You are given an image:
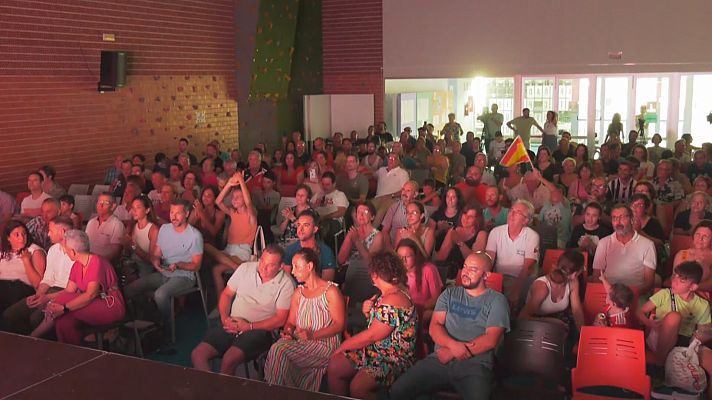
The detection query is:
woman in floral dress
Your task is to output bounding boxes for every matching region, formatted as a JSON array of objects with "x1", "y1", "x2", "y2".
[{"x1": 327, "y1": 252, "x2": 416, "y2": 399}]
